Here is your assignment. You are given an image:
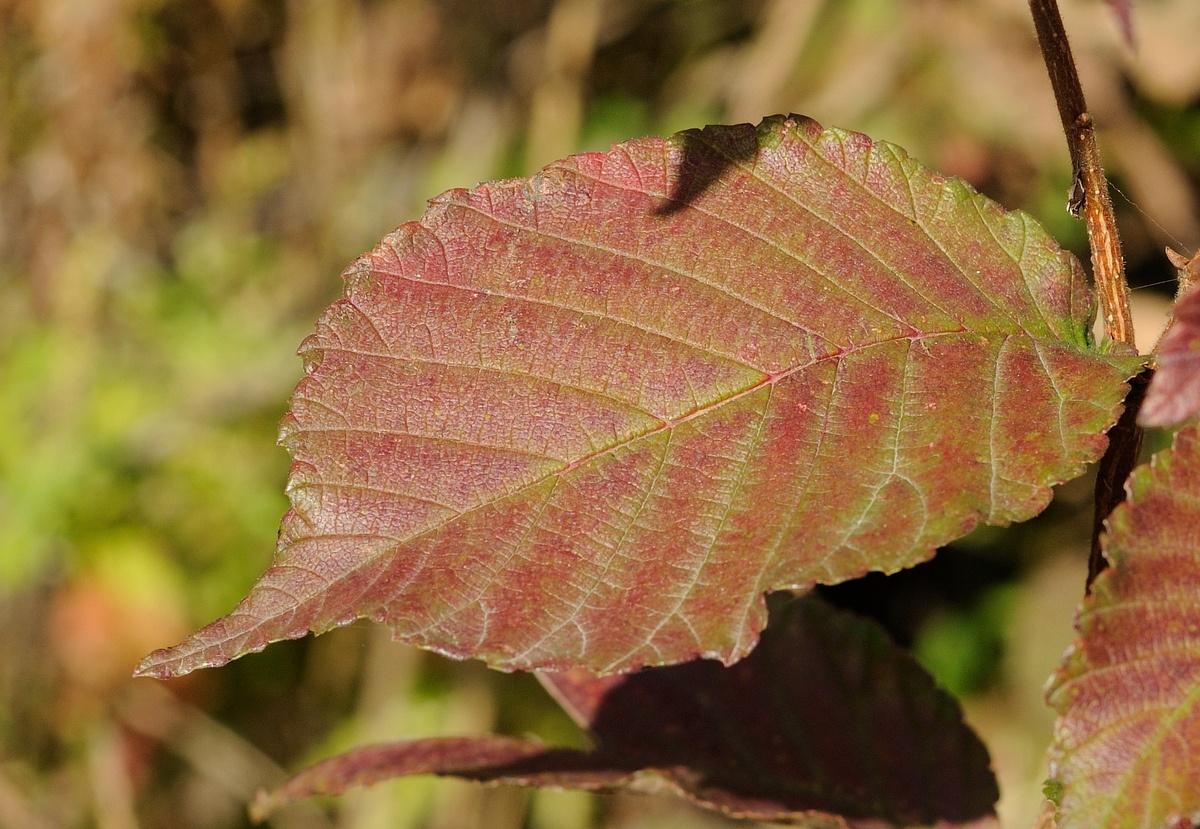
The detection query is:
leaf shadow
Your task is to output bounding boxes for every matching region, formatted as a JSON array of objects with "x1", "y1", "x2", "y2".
[
  {"x1": 546, "y1": 594, "x2": 999, "y2": 826},
  {"x1": 254, "y1": 597, "x2": 999, "y2": 828},
  {"x1": 654, "y1": 125, "x2": 760, "y2": 216}
]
